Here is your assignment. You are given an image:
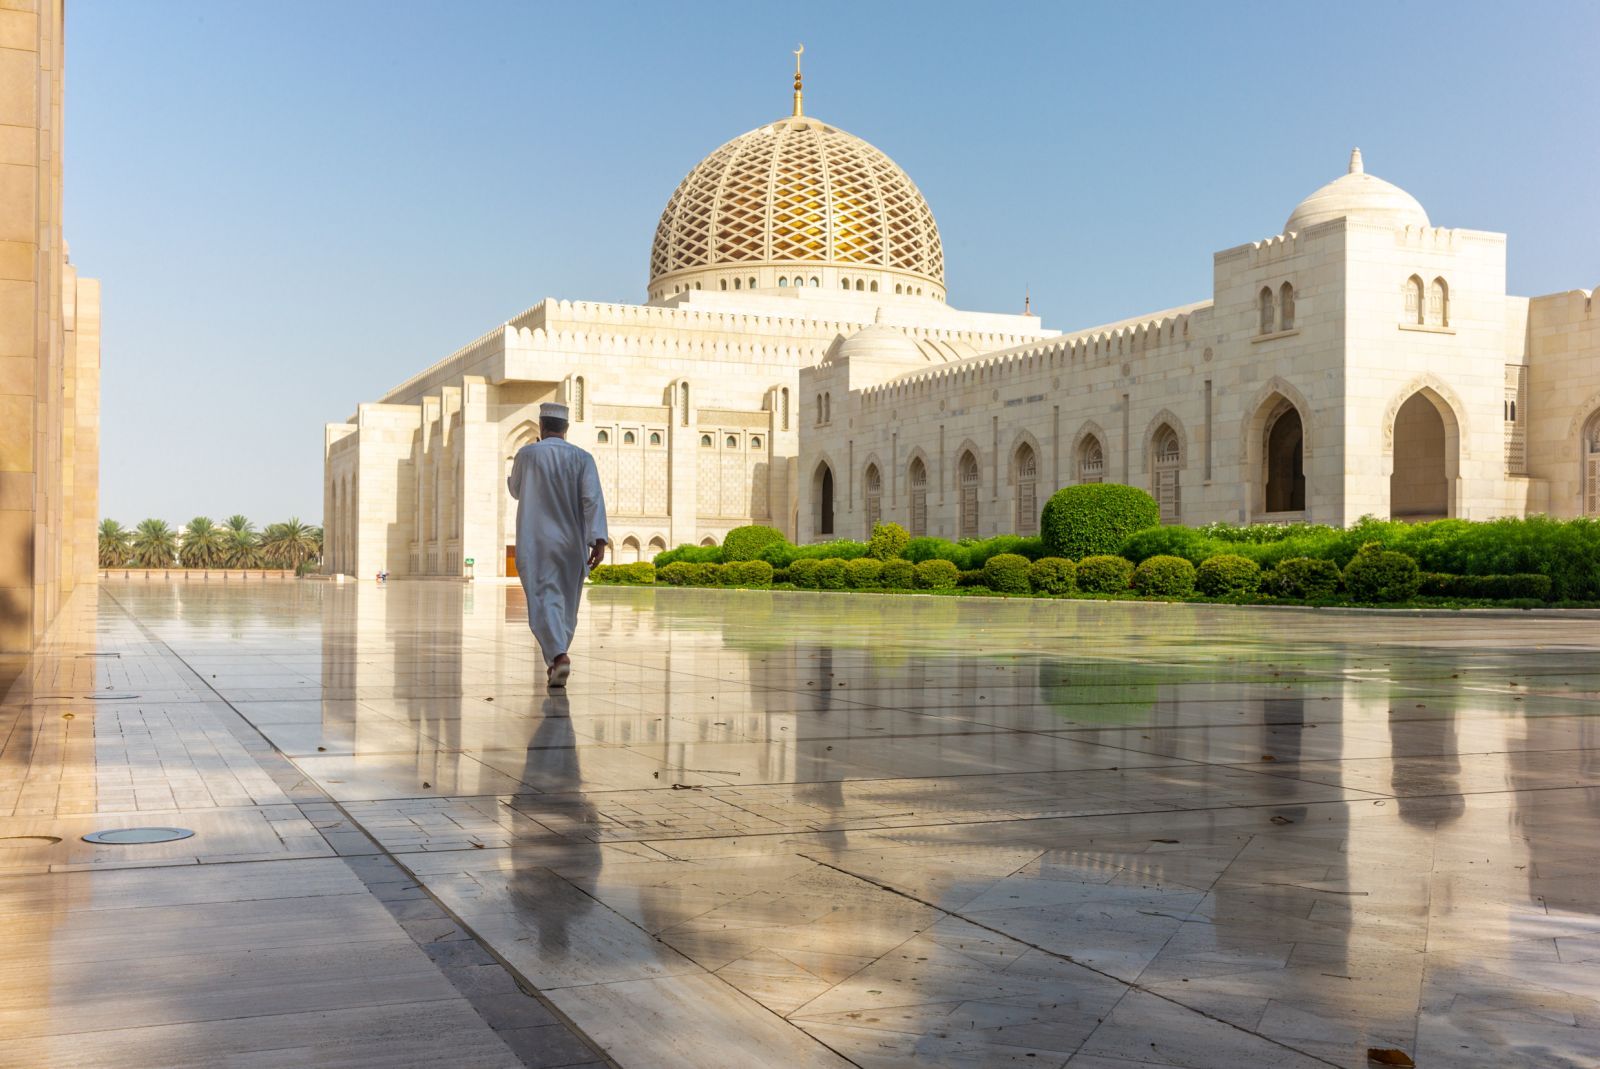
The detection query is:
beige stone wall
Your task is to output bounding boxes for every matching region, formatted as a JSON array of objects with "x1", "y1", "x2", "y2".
[
  {"x1": 1524, "y1": 287, "x2": 1600, "y2": 517},
  {"x1": 1, "y1": 1, "x2": 100, "y2": 651}
]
